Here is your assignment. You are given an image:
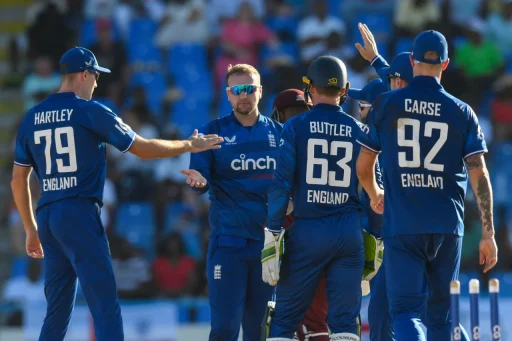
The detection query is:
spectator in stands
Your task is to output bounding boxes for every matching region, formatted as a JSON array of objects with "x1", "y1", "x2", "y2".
[
  {"x1": 26, "y1": 2, "x2": 72, "y2": 64},
  {"x1": 206, "y1": 0, "x2": 266, "y2": 34},
  {"x1": 297, "y1": 0, "x2": 346, "y2": 67},
  {"x1": 26, "y1": 0, "x2": 67, "y2": 25},
  {"x1": 3, "y1": 258, "x2": 44, "y2": 303},
  {"x1": 22, "y1": 56, "x2": 61, "y2": 111},
  {"x1": 454, "y1": 19, "x2": 504, "y2": 107},
  {"x1": 110, "y1": 237, "x2": 155, "y2": 299},
  {"x1": 154, "y1": 0, "x2": 210, "y2": 50},
  {"x1": 394, "y1": 0, "x2": 441, "y2": 37},
  {"x1": 153, "y1": 232, "x2": 197, "y2": 297},
  {"x1": 214, "y1": 1, "x2": 278, "y2": 88},
  {"x1": 486, "y1": 0, "x2": 512, "y2": 58},
  {"x1": 491, "y1": 74, "x2": 512, "y2": 141},
  {"x1": 444, "y1": 0, "x2": 486, "y2": 29},
  {"x1": 110, "y1": 107, "x2": 158, "y2": 201},
  {"x1": 154, "y1": 127, "x2": 191, "y2": 234},
  {"x1": 87, "y1": 19, "x2": 129, "y2": 104},
  {"x1": 84, "y1": 0, "x2": 116, "y2": 20},
  {"x1": 188, "y1": 228, "x2": 210, "y2": 296},
  {"x1": 341, "y1": 0, "x2": 395, "y2": 34},
  {"x1": 109, "y1": 0, "x2": 165, "y2": 41}
]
